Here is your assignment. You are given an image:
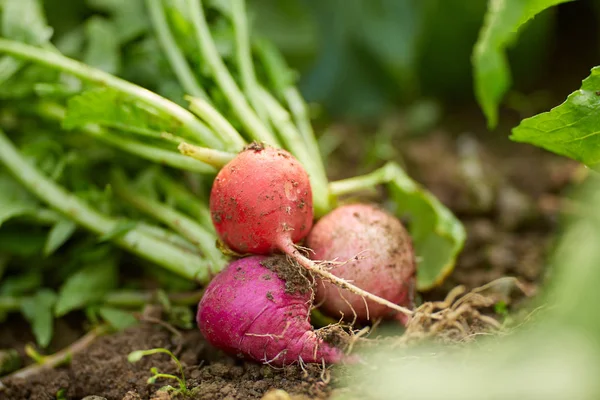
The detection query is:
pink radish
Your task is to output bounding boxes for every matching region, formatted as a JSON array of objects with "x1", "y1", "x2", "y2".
[
  {"x1": 196, "y1": 255, "x2": 349, "y2": 366},
  {"x1": 209, "y1": 143, "x2": 414, "y2": 320},
  {"x1": 306, "y1": 203, "x2": 416, "y2": 324}
]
